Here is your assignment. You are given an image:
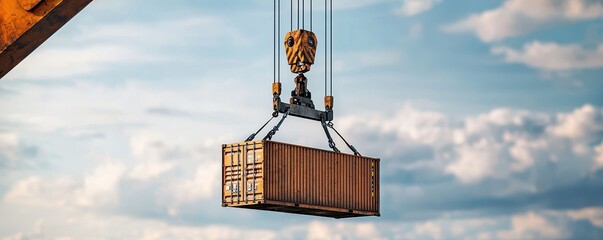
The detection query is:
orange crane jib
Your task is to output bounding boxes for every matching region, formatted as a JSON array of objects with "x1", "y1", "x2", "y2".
[{"x1": 0, "y1": 0, "x2": 92, "y2": 79}]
